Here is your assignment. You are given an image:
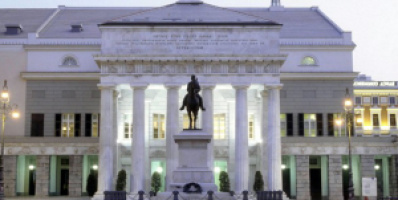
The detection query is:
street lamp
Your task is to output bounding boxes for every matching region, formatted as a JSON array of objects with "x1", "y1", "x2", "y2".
[
  {"x1": 0, "y1": 80, "x2": 19, "y2": 200},
  {"x1": 344, "y1": 88, "x2": 355, "y2": 200}
]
